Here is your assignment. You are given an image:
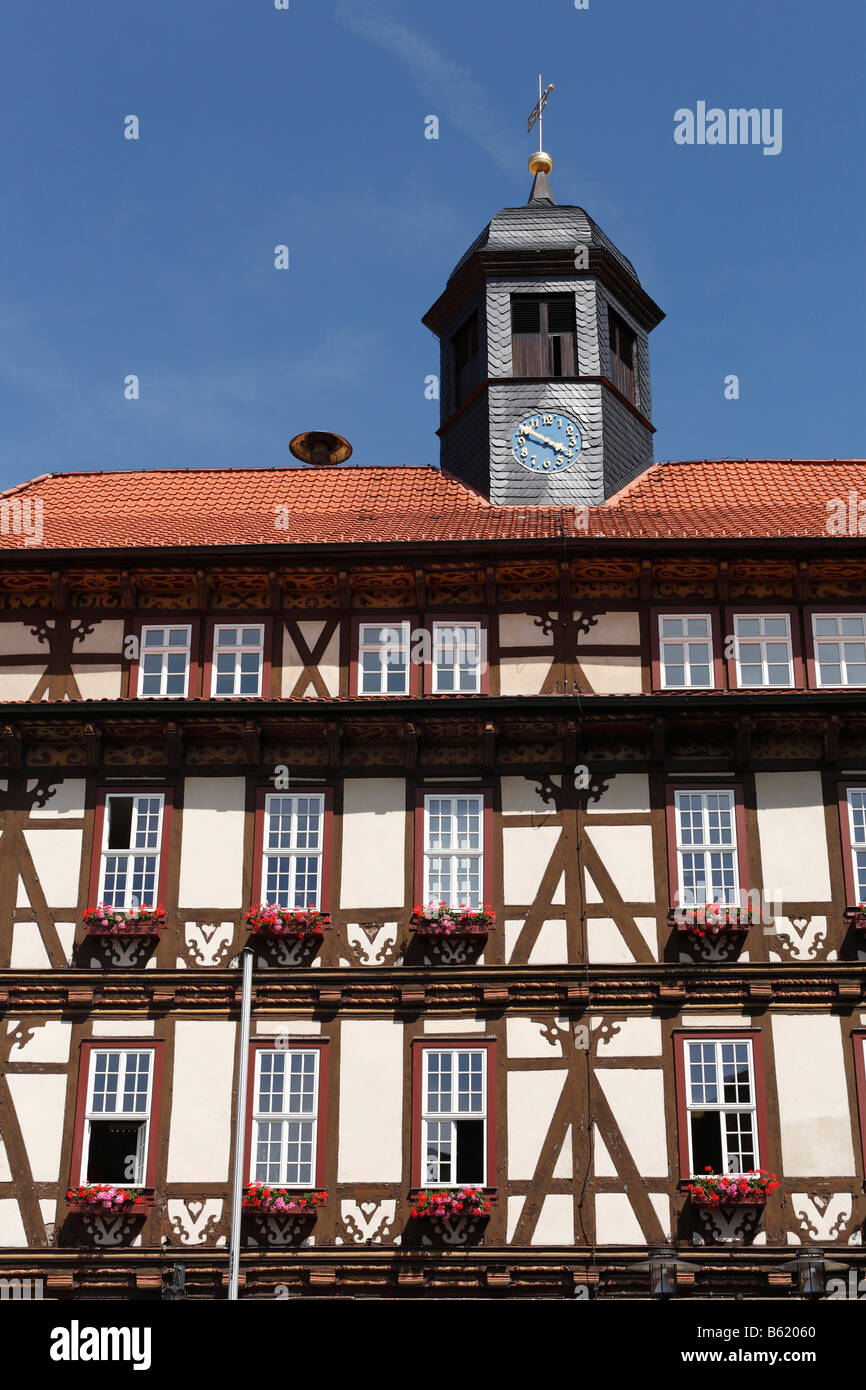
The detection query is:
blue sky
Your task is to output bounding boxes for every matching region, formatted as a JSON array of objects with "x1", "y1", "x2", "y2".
[{"x1": 0, "y1": 0, "x2": 863, "y2": 489}]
